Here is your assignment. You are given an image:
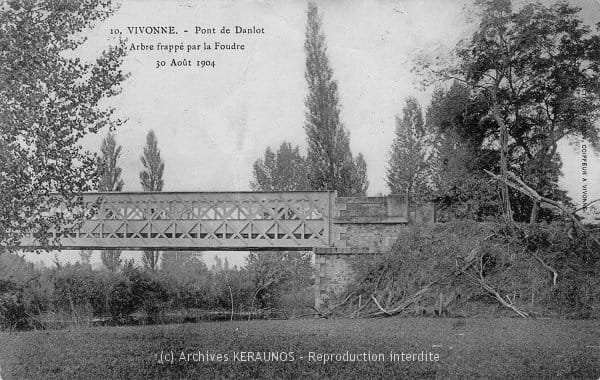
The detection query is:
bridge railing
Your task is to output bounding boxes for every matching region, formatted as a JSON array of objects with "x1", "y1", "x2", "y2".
[{"x1": 20, "y1": 191, "x2": 335, "y2": 251}]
